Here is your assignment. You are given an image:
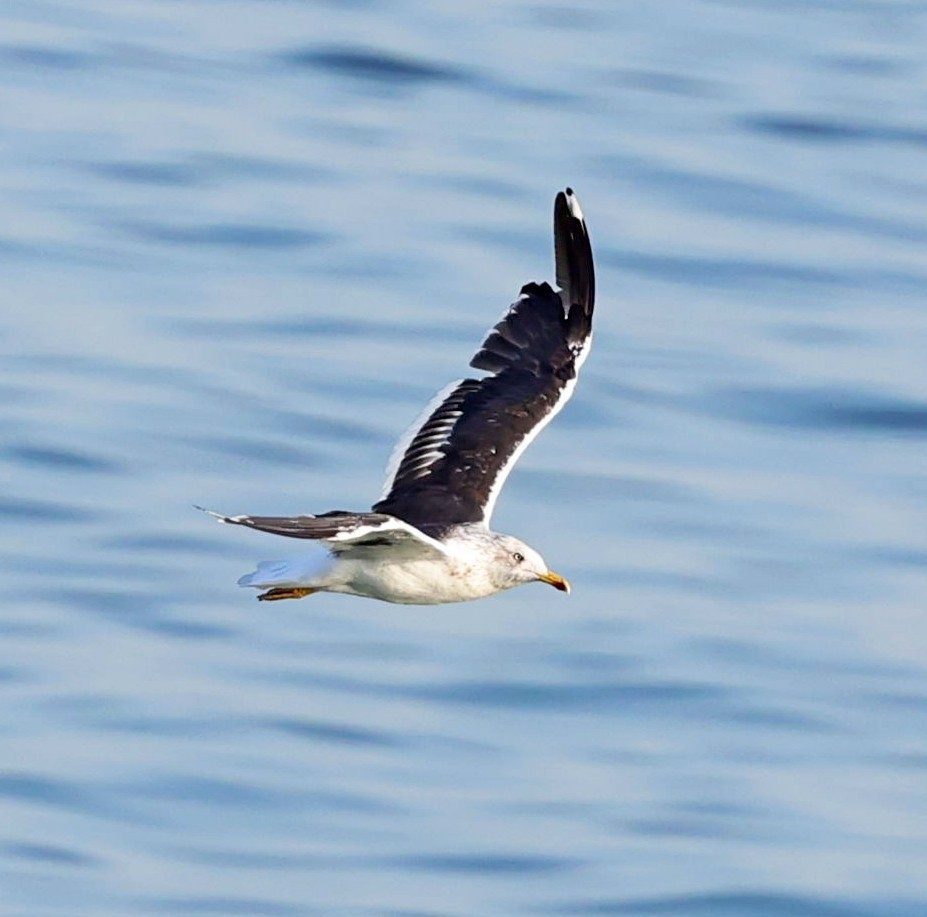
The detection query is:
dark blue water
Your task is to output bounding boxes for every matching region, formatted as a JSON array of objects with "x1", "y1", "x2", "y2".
[{"x1": 2, "y1": 2, "x2": 926, "y2": 915}]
